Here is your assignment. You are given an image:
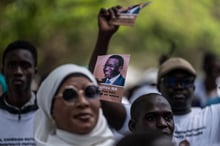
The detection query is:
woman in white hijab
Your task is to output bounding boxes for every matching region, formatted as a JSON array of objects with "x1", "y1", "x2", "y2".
[{"x1": 34, "y1": 64, "x2": 115, "y2": 146}]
